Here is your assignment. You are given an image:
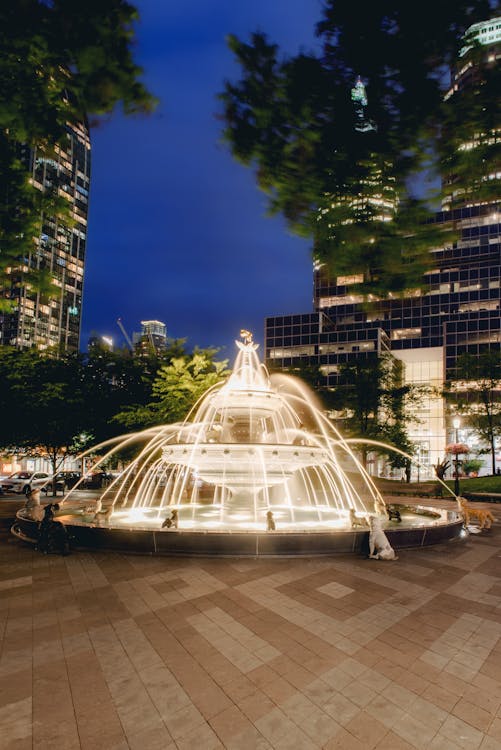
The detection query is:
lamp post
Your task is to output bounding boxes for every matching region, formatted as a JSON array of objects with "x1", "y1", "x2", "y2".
[{"x1": 453, "y1": 417, "x2": 461, "y2": 497}]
